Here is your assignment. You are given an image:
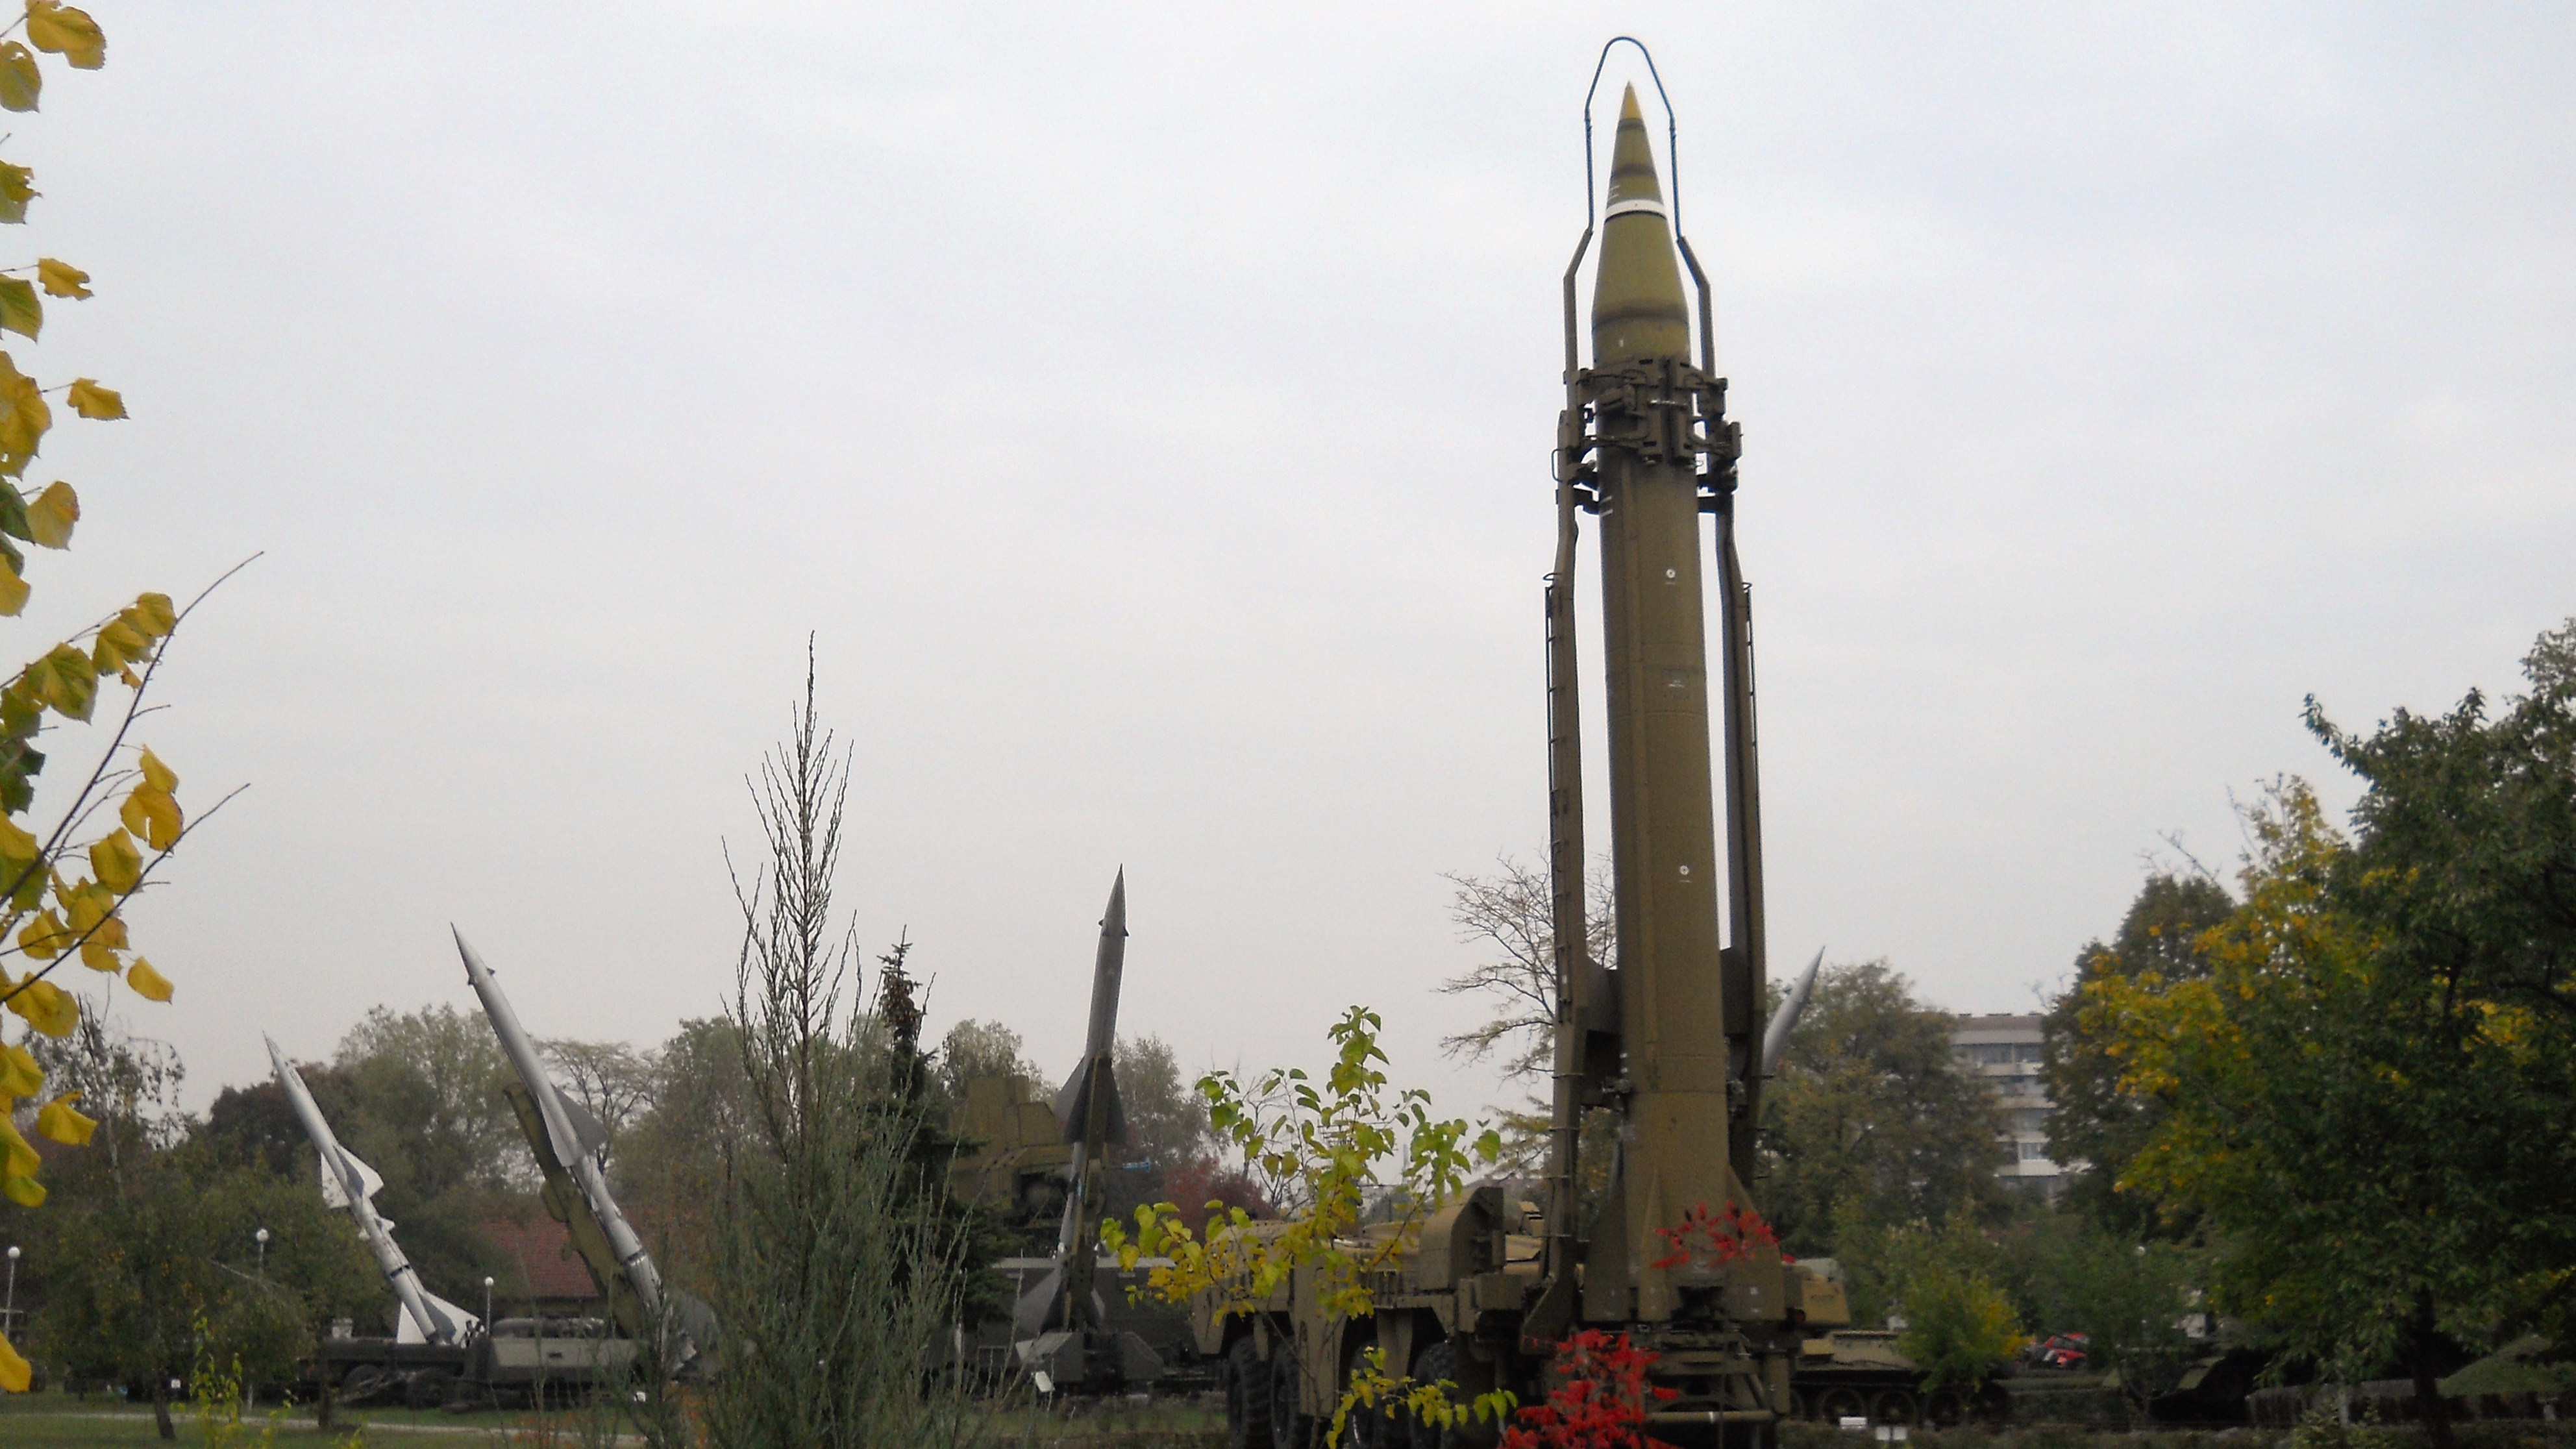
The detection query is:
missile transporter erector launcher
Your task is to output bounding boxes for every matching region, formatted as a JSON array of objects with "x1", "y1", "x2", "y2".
[{"x1": 1200, "y1": 44, "x2": 1815, "y2": 1447}]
